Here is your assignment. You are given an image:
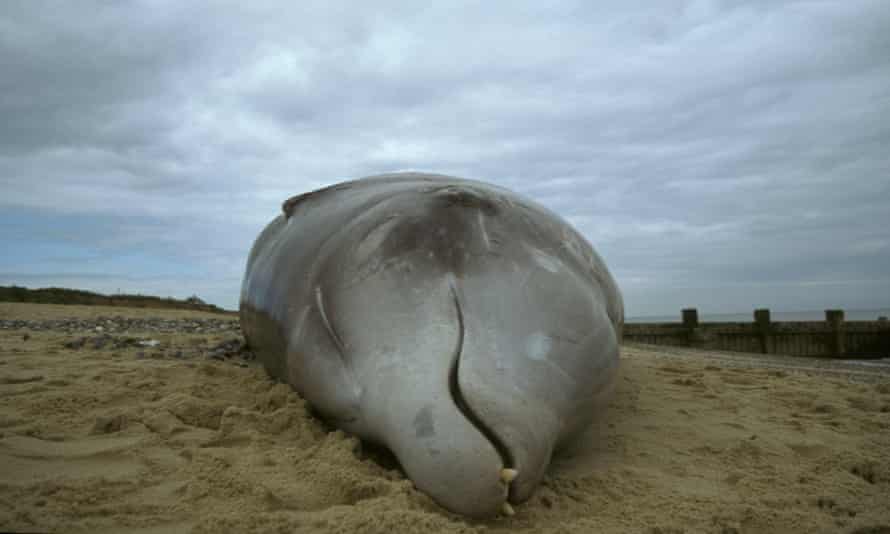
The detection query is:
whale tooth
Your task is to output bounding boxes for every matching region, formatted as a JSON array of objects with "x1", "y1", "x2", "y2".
[
  {"x1": 500, "y1": 468, "x2": 518, "y2": 484},
  {"x1": 501, "y1": 502, "x2": 515, "y2": 516}
]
